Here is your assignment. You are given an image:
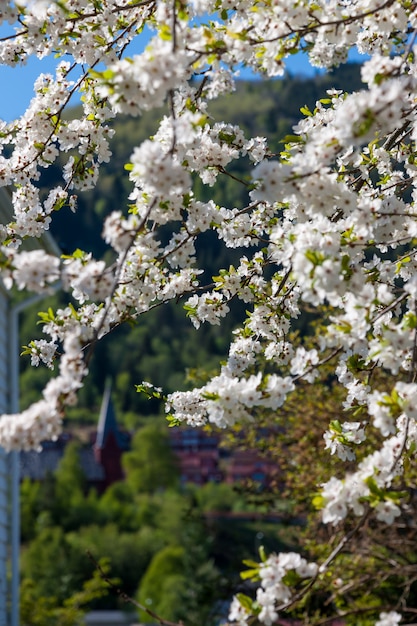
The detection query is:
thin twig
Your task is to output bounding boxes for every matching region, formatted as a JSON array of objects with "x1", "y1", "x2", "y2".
[{"x1": 86, "y1": 550, "x2": 184, "y2": 626}]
